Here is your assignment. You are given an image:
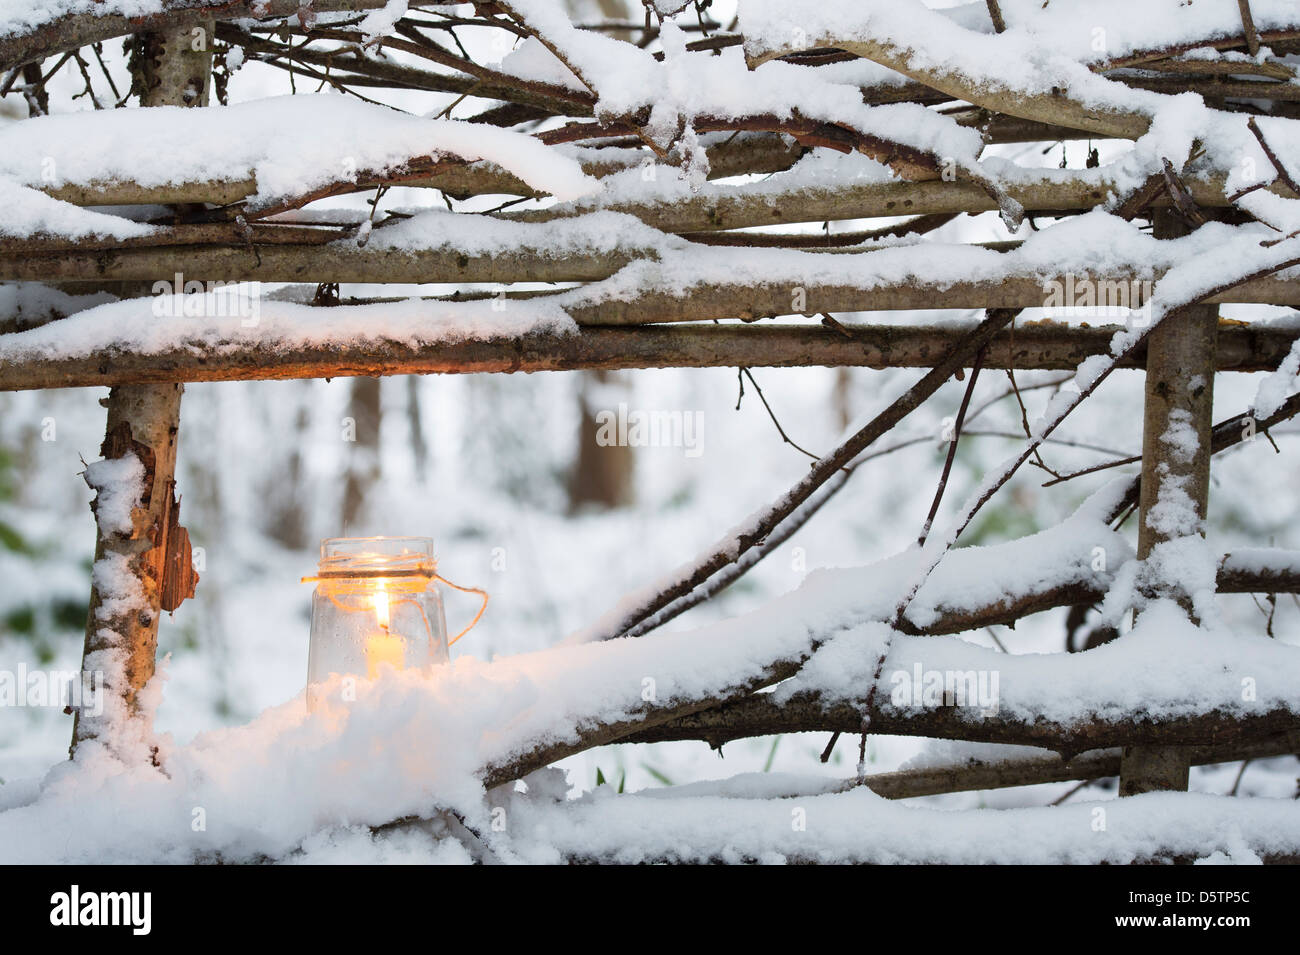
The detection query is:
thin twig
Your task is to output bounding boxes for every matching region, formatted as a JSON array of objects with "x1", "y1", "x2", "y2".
[
  {"x1": 586, "y1": 308, "x2": 1021, "y2": 643},
  {"x1": 1041, "y1": 453, "x2": 1141, "y2": 487},
  {"x1": 985, "y1": 626, "x2": 1009, "y2": 653},
  {"x1": 622, "y1": 424, "x2": 1140, "y2": 642},
  {"x1": 736, "y1": 367, "x2": 820, "y2": 462},
  {"x1": 1238, "y1": 0, "x2": 1261, "y2": 57},
  {"x1": 965, "y1": 373, "x2": 1072, "y2": 425},
  {"x1": 1050, "y1": 778, "x2": 1097, "y2": 806},
  {"x1": 918, "y1": 348, "x2": 985, "y2": 546},
  {"x1": 1005, "y1": 366, "x2": 1059, "y2": 478},
  {"x1": 985, "y1": 0, "x2": 1007, "y2": 34},
  {"x1": 1247, "y1": 116, "x2": 1300, "y2": 198},
  {"x1": 624, "y1": 468, "x2": 853, "y2": 638},
  {"x1": 1228, "y1": 758, "x2": 1252, "y2": 796}
]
